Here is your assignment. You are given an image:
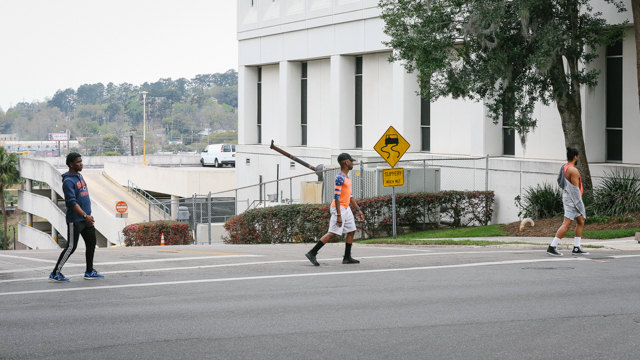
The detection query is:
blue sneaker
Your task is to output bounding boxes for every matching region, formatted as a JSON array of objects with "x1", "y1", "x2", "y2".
[
  {"x1": 49, "y1": 272, "x2": 70, "y2": 282},
  {"x1": 84, "y1": 270, "x2": 104, "y2": 280}
]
